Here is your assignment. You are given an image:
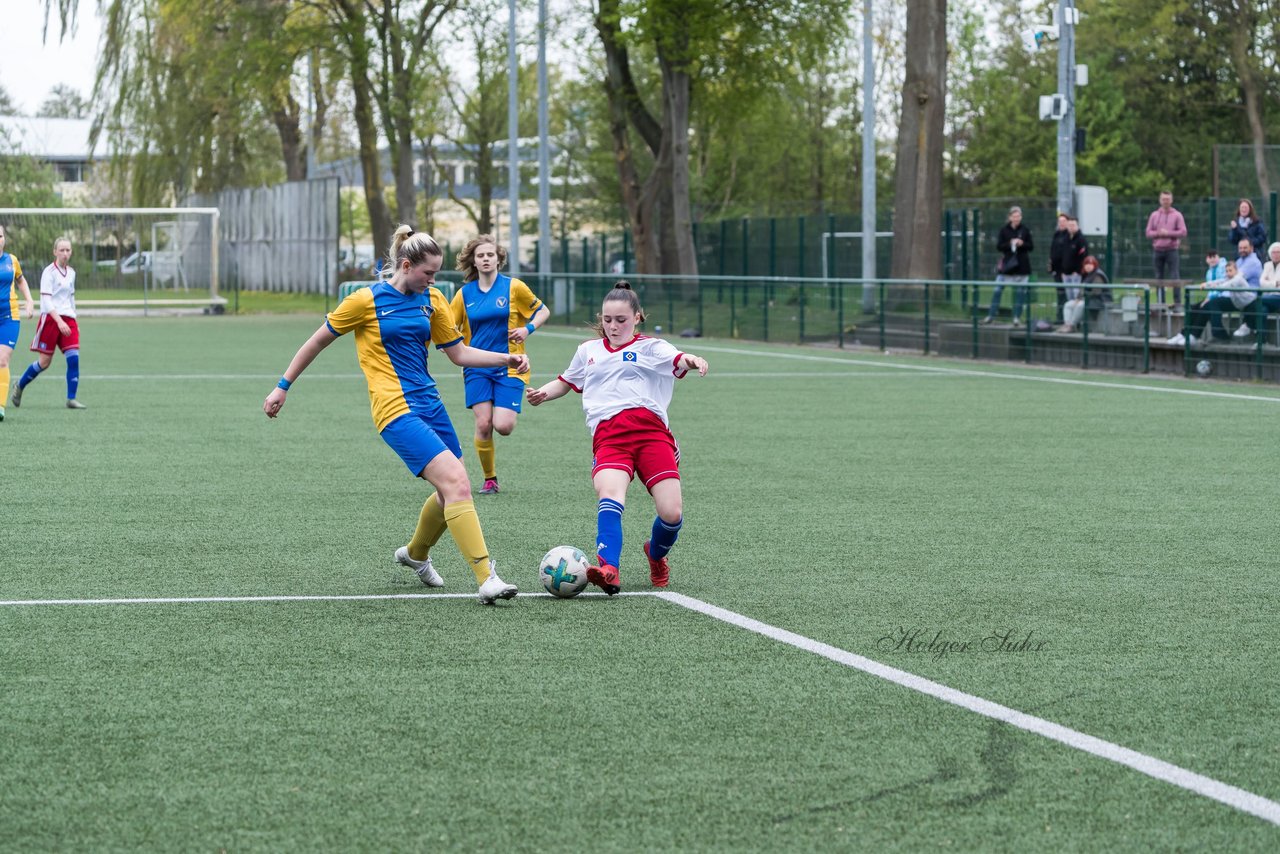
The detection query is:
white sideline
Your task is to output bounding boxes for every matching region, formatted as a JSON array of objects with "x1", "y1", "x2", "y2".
[
  {"x1": 3, "y1": 587, "x2": 1276, "y2": 825},
  {"x1": 654, "y1": 591, "x2": 1280, "y2": 827}
]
